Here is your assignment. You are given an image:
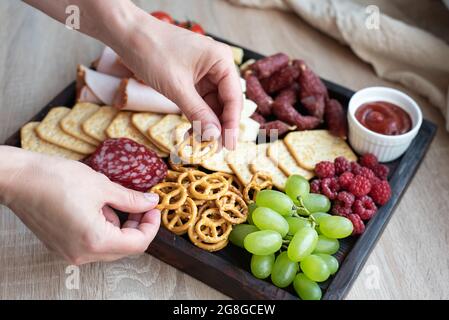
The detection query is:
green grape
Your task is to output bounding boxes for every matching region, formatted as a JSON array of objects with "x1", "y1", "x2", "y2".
[
  {"x1": 244, "y1": 230, "x2": 282, "y2": 255},
  {"x1": 270, "y1": 252, "x2": 299, "y2": 288},
  {"x1": 252, "y1": 207, "x2": 289, "y2": 237},
  {"x1": 247, "y1": 203, "x2": 257, "y2": 225},
  {"x1": 301, "y1": 193, "x2": 331, "y2": 214},
  {"x1": 229, "y1": 224, "x2": 259, "y2": 248},
  {"x1": 315, "y1": 254, "x2": 339, "y2": 275},
  {"x1": 300, "y1": 254, "x2": 330, "y2": 282},
  {"x1": 255, "y1": 190, "x2": 295, "y2": 216},
  {"x1": 319, "y1": 216, "x2": 353, "y2": 239},
  {"x1": 310, "y1": 212, "x2": 331, "y2": 234},
  {"x1": 293, "y1": 273, "x2": 322, "y2": 300},
  {"x1": 250, "y1": 254, "x2": 275, "y2": 279},
  {"x1": 313, "y1": 235, "x2": 340, "y2": 255},
  {"x1": 287, "y1": 226, "x2": 318, "y2": 262},
  {"x1": 285, "y1": 216, "x2": 312, "y2": 235},
  {"x1": 285, "y1": 175, "x2": 310, "y2": 205},
  {"x1": 311, "y1": 212, "x2": 331, "y2": 224}
]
